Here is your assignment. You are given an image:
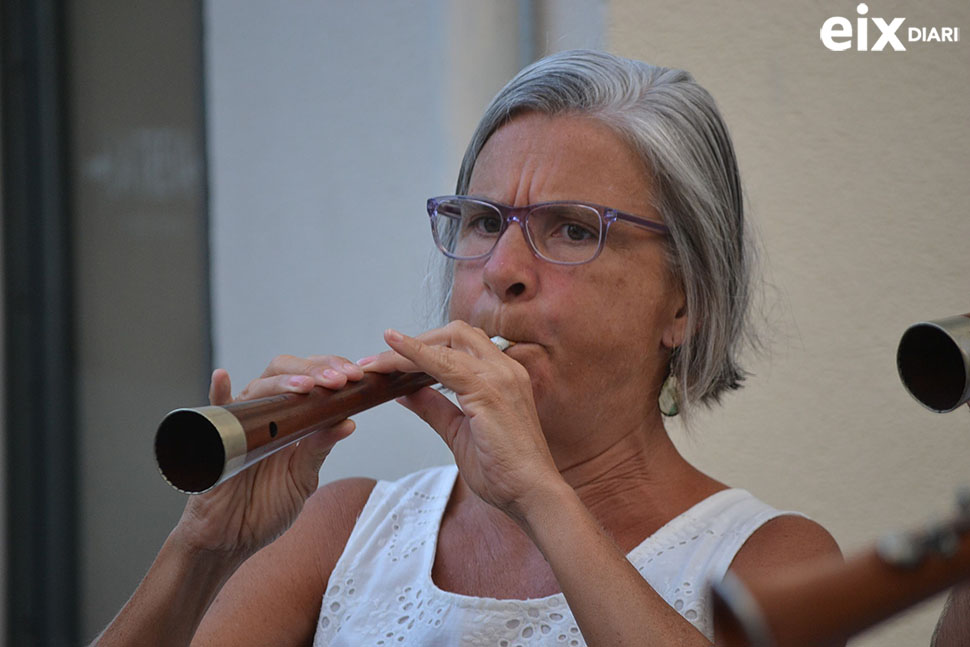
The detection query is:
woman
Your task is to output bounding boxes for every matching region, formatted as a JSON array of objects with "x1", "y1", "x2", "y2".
[{"x1": 94, "y1": 50, "x2": 840, "y2": 646}]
